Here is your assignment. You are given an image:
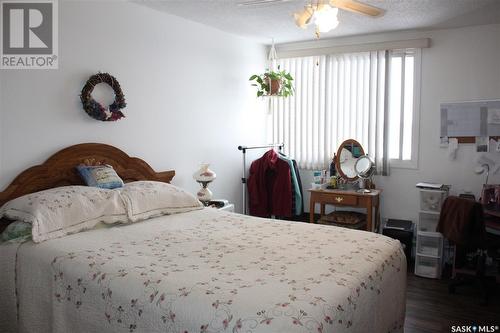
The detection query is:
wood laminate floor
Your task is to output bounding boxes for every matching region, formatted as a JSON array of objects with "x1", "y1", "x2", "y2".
[{"x1": 405, "y1": 272, "x2": 500, "y2": 332}]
